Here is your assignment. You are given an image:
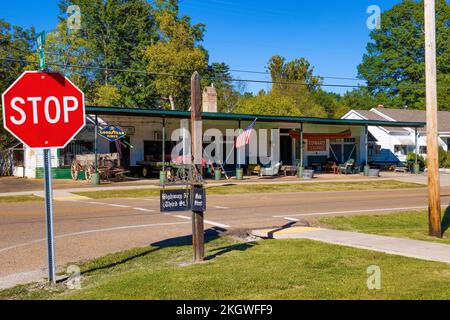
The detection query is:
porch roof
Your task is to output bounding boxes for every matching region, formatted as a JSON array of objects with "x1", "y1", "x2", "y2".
[{"x1": 86, "y1": 106, "x2": 426, "y2": 128}]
